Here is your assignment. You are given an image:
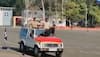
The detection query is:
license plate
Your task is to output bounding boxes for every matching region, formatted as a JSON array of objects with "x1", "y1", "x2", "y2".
[{"x1": 49, "y1": 48, "x2": 57, "y2": 51}]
